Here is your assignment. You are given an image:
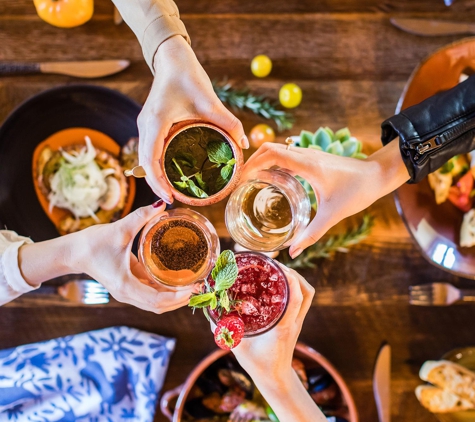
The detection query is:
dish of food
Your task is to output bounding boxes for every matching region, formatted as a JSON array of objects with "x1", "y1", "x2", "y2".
[
  {"x1": 0, "y1": 85, "x2": 155, "y2": 241},
  {"x1": 33, "y1": 128, "x2": 136, "y2": 234},
  {"x1": 160, "y1": 343, "x2": 358, "y2": 422},
  {"x1": 394, "y1": 38, "x2": 475, "y2": 278},
  {"x1": 416, "y1": 348, "x2": 475, "y2": 422}
]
